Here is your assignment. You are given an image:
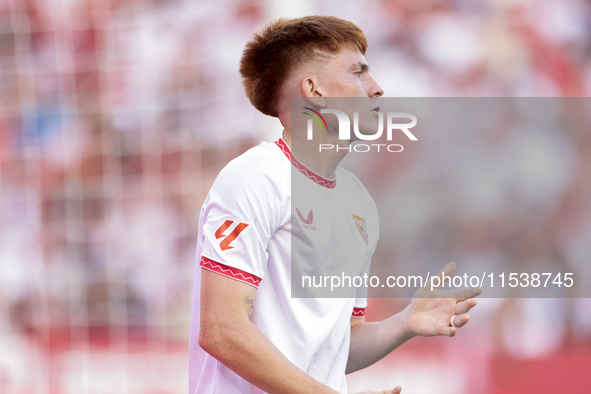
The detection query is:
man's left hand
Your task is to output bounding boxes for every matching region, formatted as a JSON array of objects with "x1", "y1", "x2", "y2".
[{"x1": 402, "y1": 262, "x2": 482, "y2": 338}]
